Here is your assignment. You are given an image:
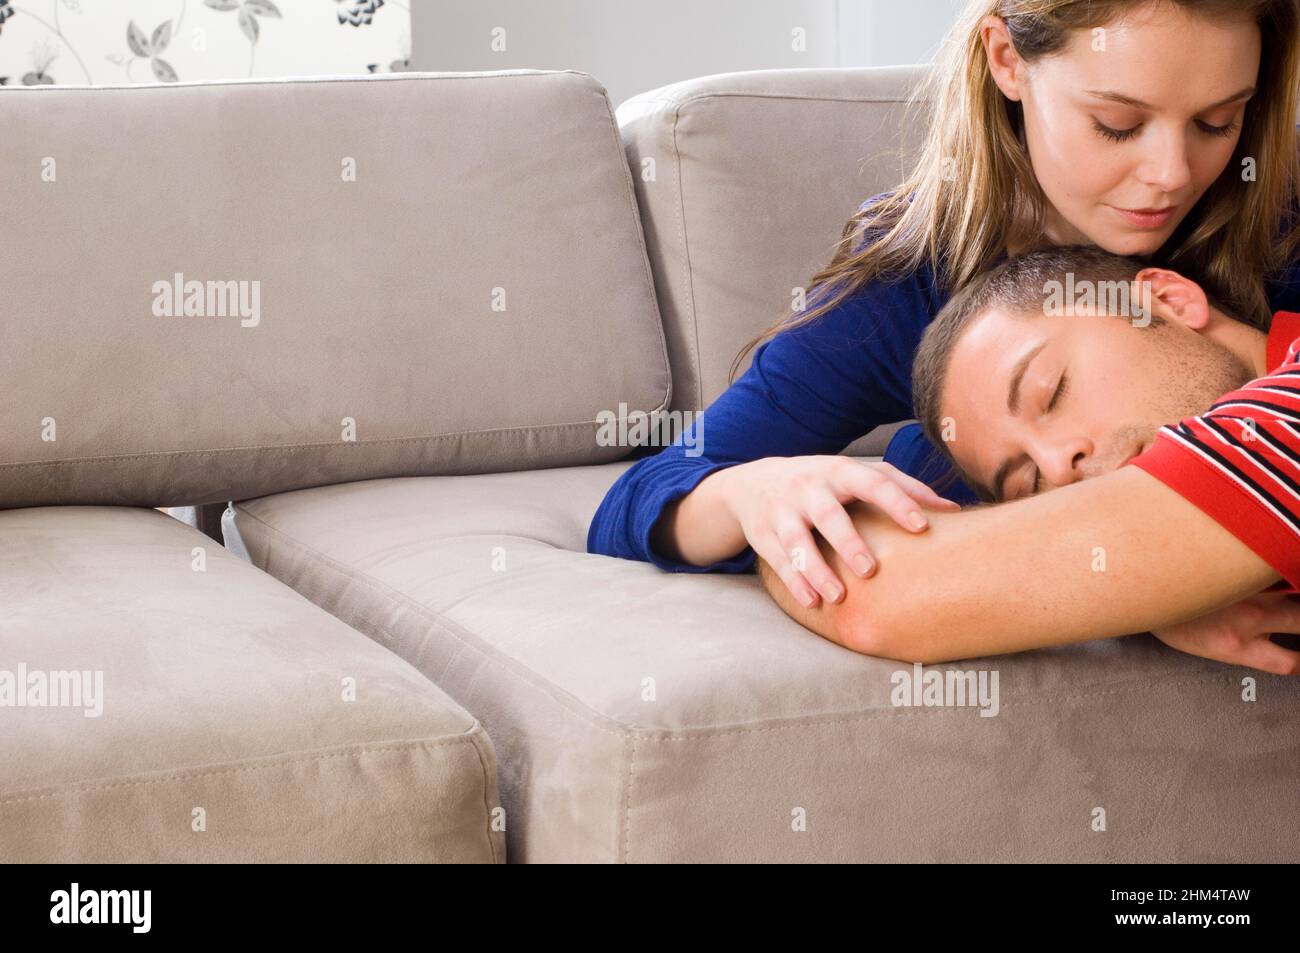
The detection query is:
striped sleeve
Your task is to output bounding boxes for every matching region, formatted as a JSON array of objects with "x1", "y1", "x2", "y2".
[{"x1": 1126, "y1": 330, "x2": 1300, "y2": 590}]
